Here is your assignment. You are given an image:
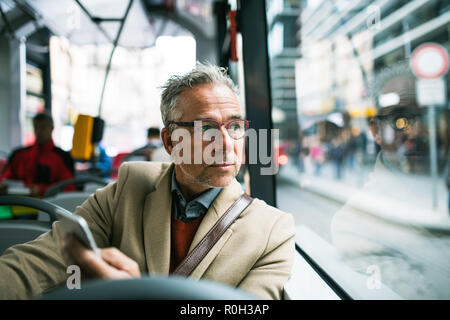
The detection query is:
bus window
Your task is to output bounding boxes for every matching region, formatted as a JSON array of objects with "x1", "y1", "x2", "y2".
[
  {"x1": 24, "y1": 63, "x2": 46, "y2": 145},
  {"x1": 49, "y1": 35, "x2": 196, "y2": 157},
  {"x1": 266, "y1": 0, "x2": 450, "y2": 299}
]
